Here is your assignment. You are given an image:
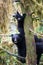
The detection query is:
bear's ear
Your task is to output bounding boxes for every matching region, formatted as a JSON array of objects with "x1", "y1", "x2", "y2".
[
  {"x1": 17, "y1": 11, "x2": 19, "y2": 14},
  {"x1": 12, "y1": 11, "x2": 19, "y2": 17},
  {"x1": 23, "y1": 13, "x2": 26, "y2": 17},
  {"x1": 17, "y1": 11, "x2": 22, "y2": 17},
  {"x1": 13, "y1": 13, "x2": 16, "y2": 17},
  {"x1": 23, "y1": 13, "x2": 26, "y2": 19}
]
